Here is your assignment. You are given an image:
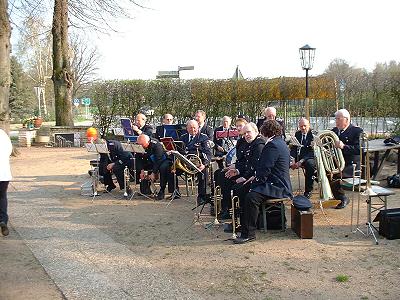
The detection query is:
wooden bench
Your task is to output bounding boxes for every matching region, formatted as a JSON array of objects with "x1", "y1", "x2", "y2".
[{"x1": 261, "y1": 198, "x2": 291, "y2": 232}]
